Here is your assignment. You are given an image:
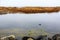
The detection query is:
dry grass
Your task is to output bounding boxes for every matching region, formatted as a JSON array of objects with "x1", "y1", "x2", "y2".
[{"x1": 0, "y1": 7, "x2": 60, "y2": 14}]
